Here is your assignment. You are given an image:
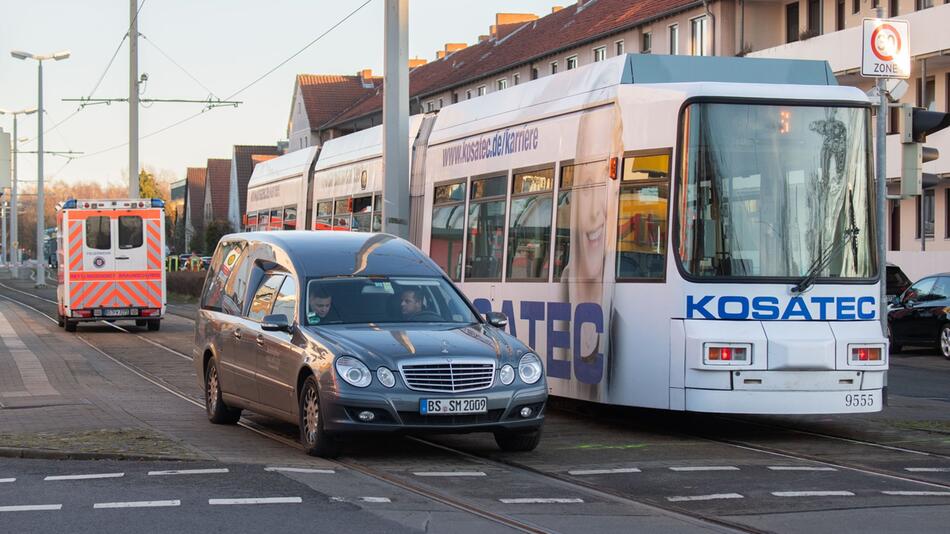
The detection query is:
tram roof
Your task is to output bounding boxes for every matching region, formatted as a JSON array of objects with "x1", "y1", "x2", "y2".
[
  {"x1": 312, "y1": 115, "x2": 425, "y2": 173},
  {"x1": 247, "y1": 145, "x2": 319, "y2": 190}
]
